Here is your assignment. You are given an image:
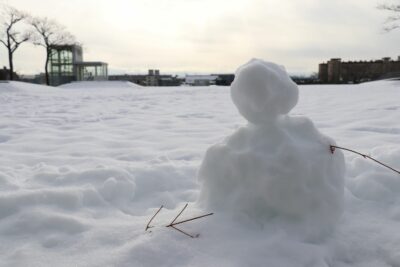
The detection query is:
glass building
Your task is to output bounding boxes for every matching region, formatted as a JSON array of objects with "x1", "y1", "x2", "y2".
[
  {"x1": 49, "y1": 45, "x2": 108, "y2": 86},
  {"x1": 75, "y1": 62, "x2": 108, "y2": 81}
]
